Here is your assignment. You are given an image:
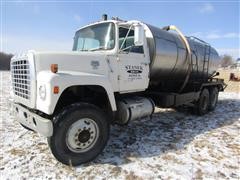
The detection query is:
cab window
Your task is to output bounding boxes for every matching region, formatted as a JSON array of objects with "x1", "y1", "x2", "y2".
[{"x1": 119, "y1": 27, "x2": 144, "y2": 54}]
